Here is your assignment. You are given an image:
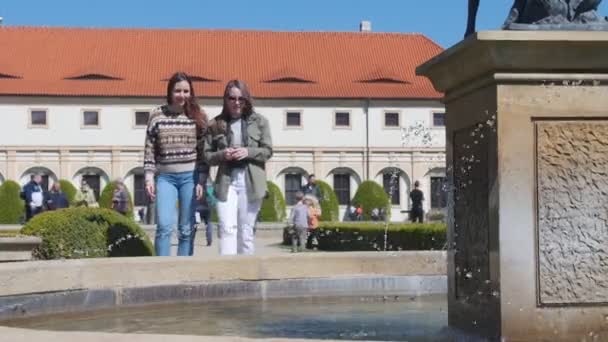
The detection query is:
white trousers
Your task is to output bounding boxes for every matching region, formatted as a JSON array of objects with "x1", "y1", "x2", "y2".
[{"x1": 216, "y1": 169, "x2": 262, "y2": 255}]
